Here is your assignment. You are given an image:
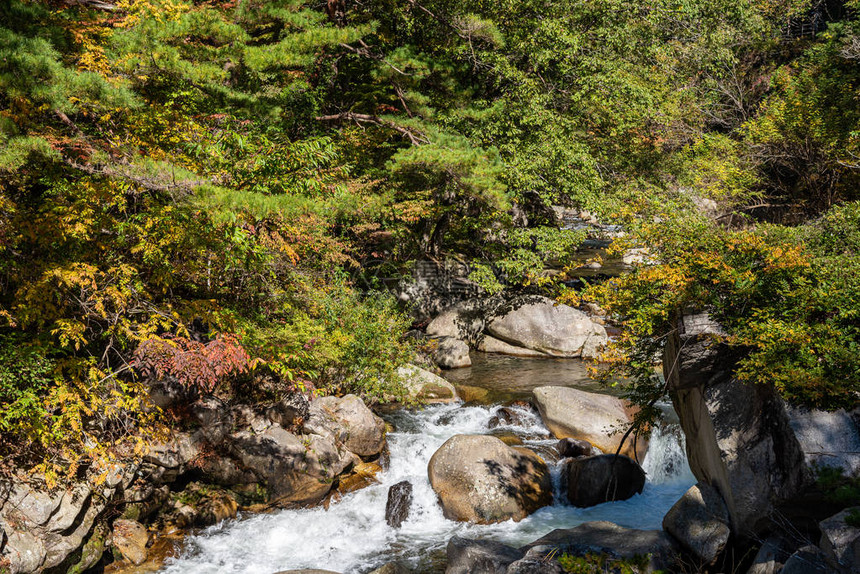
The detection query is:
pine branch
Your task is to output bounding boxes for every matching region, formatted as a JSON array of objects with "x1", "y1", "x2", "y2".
[{"x1": 316, "y1": 112, "x2": 429, "y2": 145}]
